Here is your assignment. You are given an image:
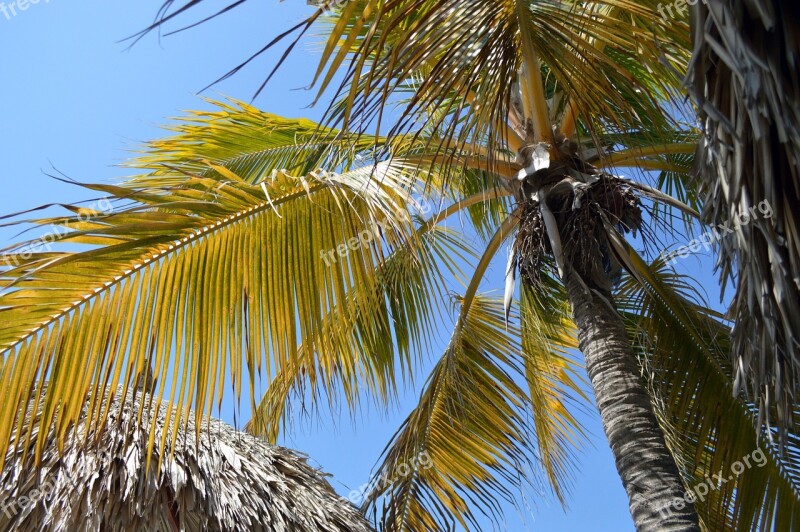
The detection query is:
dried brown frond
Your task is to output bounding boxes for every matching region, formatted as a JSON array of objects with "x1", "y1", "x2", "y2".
[{"x1": 687, "y1": 0, "x2": 800, "y2": 443}]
